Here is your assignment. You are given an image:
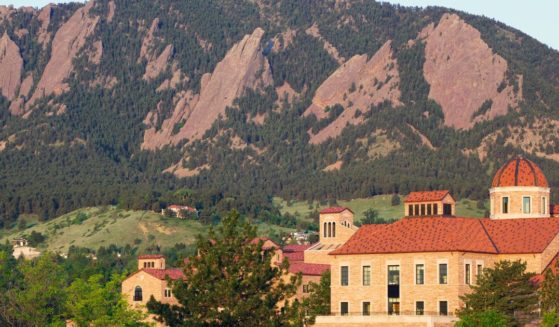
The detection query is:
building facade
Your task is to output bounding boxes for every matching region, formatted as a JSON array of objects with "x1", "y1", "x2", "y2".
[{"x1": 315, "y1": 156, "x2": 559, "y2": 327}]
